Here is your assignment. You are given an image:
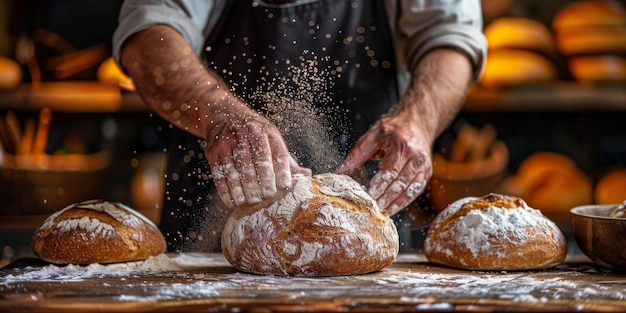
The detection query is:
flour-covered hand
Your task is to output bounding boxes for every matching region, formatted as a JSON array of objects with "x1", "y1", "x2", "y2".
[
  {"x1": 204, "y1": 95, "x2": 311, "y2": 208},
  {"x1": 336, "y1": 116, "x2": 432, "y2": 216}
]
